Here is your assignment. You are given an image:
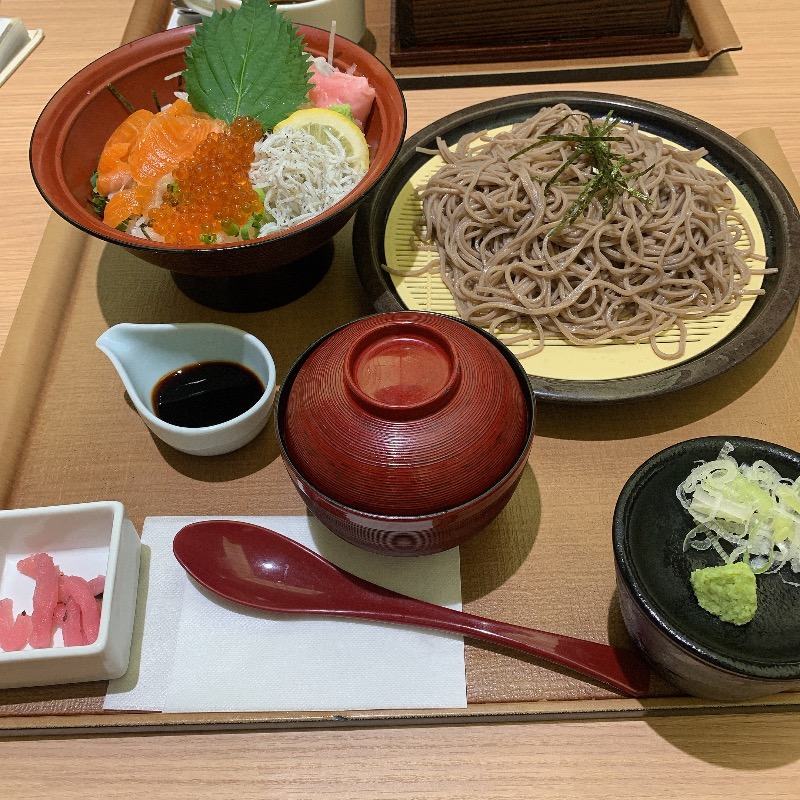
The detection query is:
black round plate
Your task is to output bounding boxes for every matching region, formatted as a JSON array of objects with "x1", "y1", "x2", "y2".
[
  {"x1": 353, "y1": 91, "x2": 800, "y2": 404},
  {"x1": 613, "y1": 436, "x2": 800, "y2": 679}
]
